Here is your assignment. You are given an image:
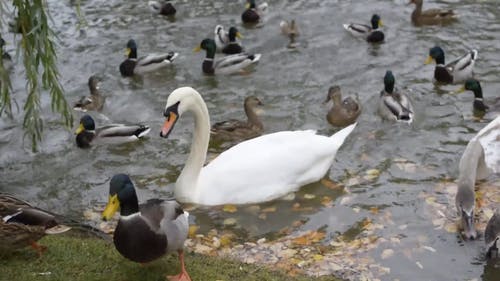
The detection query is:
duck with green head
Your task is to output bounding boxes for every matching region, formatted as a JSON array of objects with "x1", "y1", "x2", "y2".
[
  {"x1": 75, "y1": 115, "x2": 150, "y2": 148},
  {"x1": 425, "y1": 46, "x2": 477, "y2": 84},
  {"x1": 102, "y1": 174, "x2": 191, "y2": 281},
  {"x1": 378, "y1": 71, "x2": 414, "y2": 123},
  {"x1": 242, "y1": 0, "x2": 268, "y2": 24},
  {"x1": 119, "y1": 39, "x2": 178, "y2": 77},
  {"x1": 457, "y1": 79, "x2": 500, "y2": 117},
  {"x1": 194, "y1": 38, "x2": 261, "y2": 75},
  {"x1": 343, "y1": 14, "x2": 384, "y2": 43},
  {"x1": 222, "y1": 27, "x2": 244, "y2": 55}
]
